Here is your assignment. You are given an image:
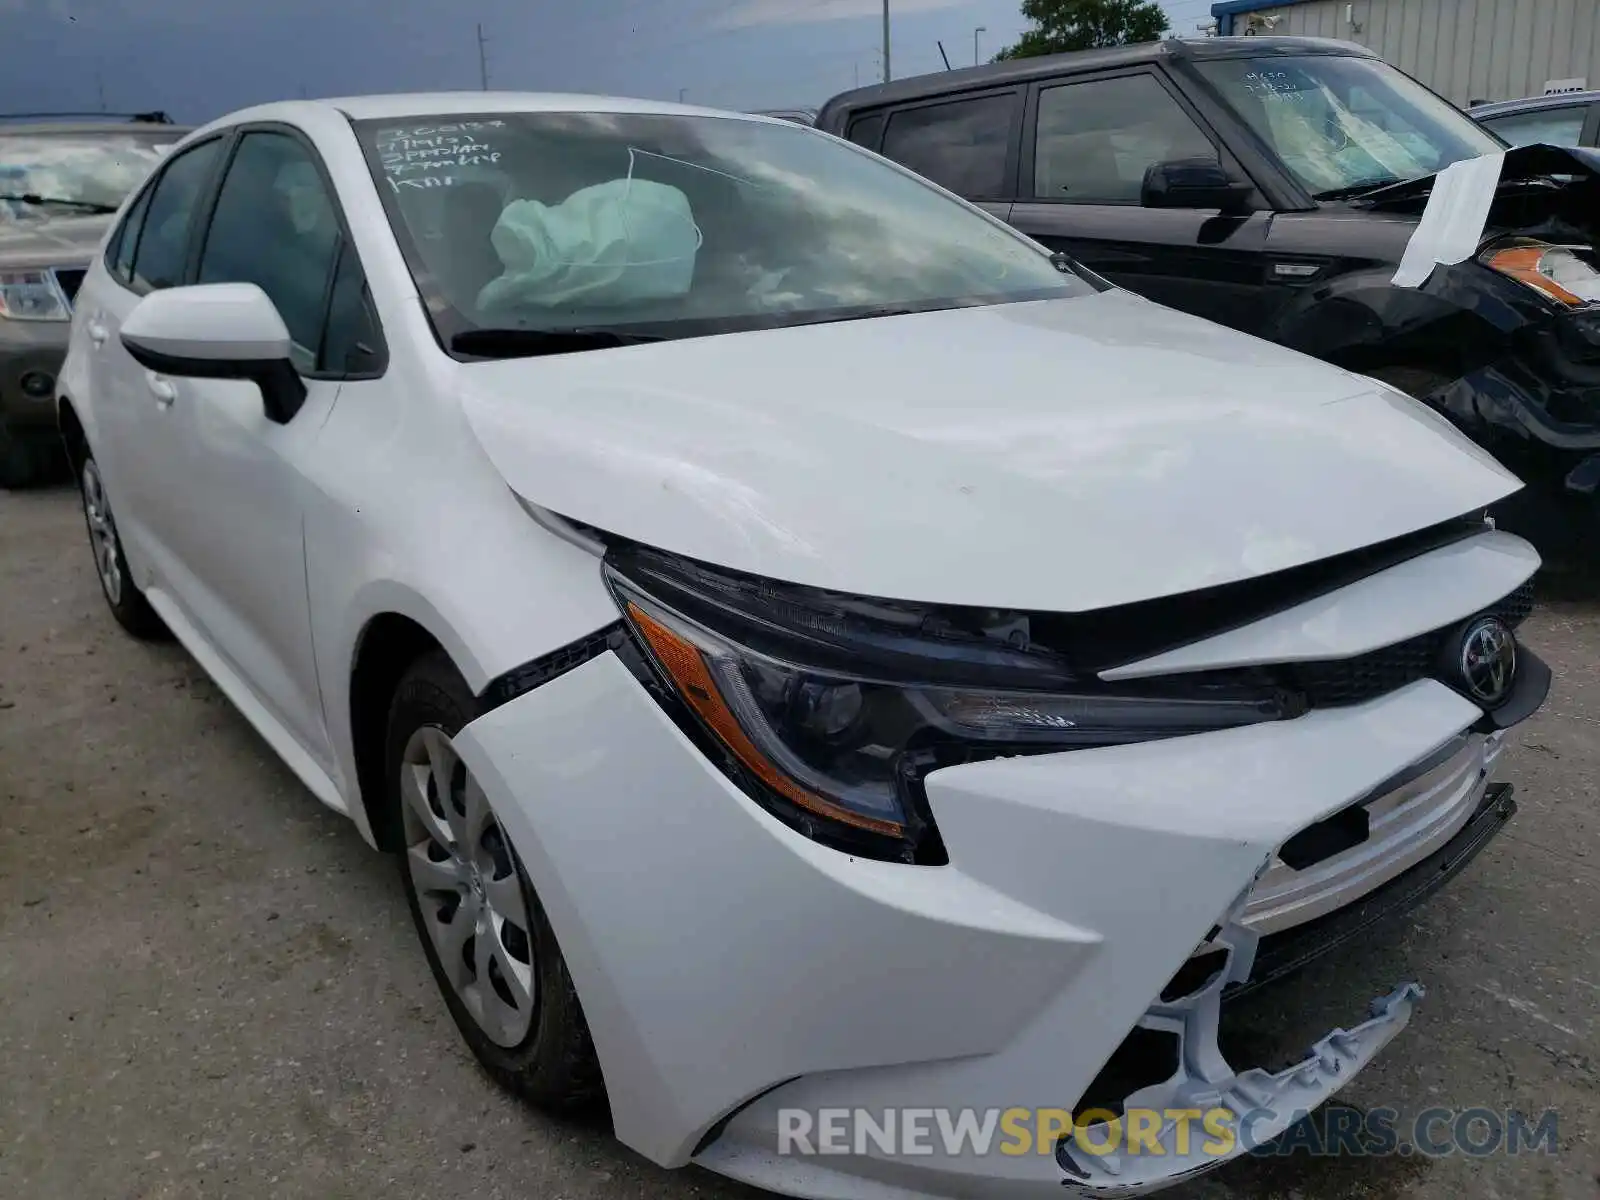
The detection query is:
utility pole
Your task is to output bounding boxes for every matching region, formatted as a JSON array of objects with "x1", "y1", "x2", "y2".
[
  {"x1": 679, "y1": 87, "x2": 688, "y2": 102},
  {"x1": 96, "y1": 70, "x2": 106, "y2": 112},
  {"x1": 937, "y1": 40, "x2": 952, "y2": 70},
  {"x1": 476, "y1": 23, "x2": 490, "y2": 91},
  {"x1": 881, "y1": 0, "x2": 890, "y2": 82}
]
